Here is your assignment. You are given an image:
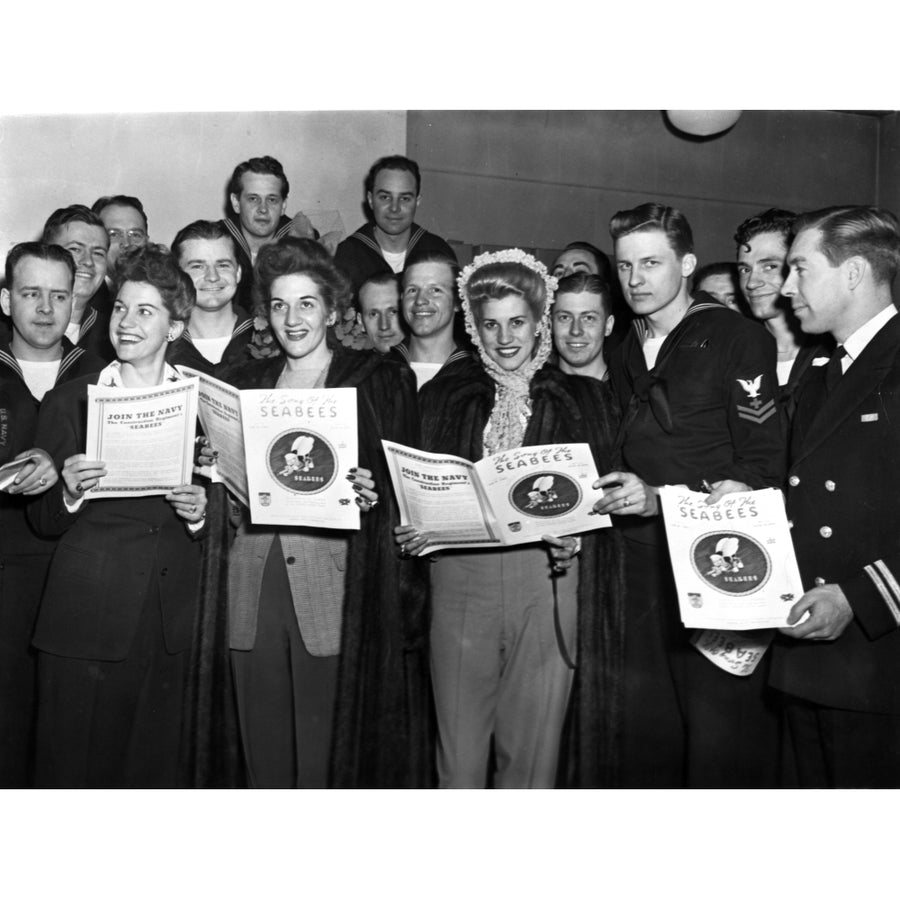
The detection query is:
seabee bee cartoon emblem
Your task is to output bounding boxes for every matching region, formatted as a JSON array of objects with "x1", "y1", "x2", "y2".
[
  {"x1": 267, "y1": 429, "x2": 338, "y2": 495},
  {"x1": 691, "y1": 531, "x2": 772, "y2": 597},
  {"x1": 509, "y1": 471, "x2": 581, "y2": 519}
]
